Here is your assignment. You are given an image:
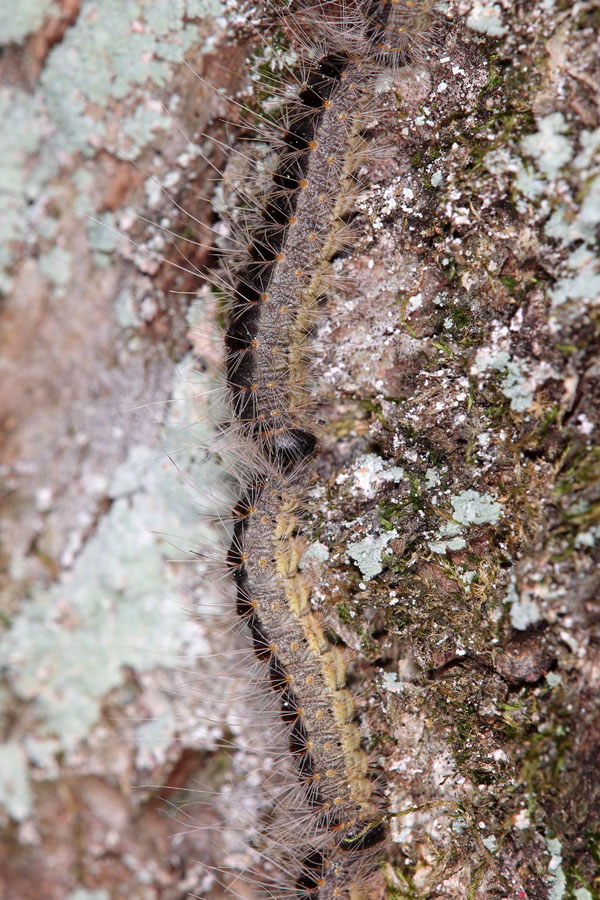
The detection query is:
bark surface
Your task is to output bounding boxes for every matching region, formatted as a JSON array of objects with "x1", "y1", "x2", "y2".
[{"x1": 0, "y1": 2, "x2": 598, "y2": 899}]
